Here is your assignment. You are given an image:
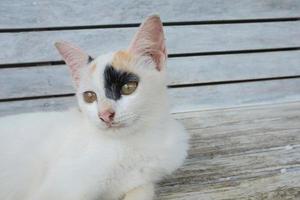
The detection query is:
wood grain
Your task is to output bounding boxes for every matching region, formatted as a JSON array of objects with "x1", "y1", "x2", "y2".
[
  {"x1": 1, "y1": 51, "x2": 300, "y2": 99},
  {"x1": 156, "y1": 101, "x2": 300, "y2": 199},
  {"x1": 1, "y1": 22, "x2": 299, "y2": 64},
  {"x1": 0, "y1": 0, "x2": 299, "y2": 28}
]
